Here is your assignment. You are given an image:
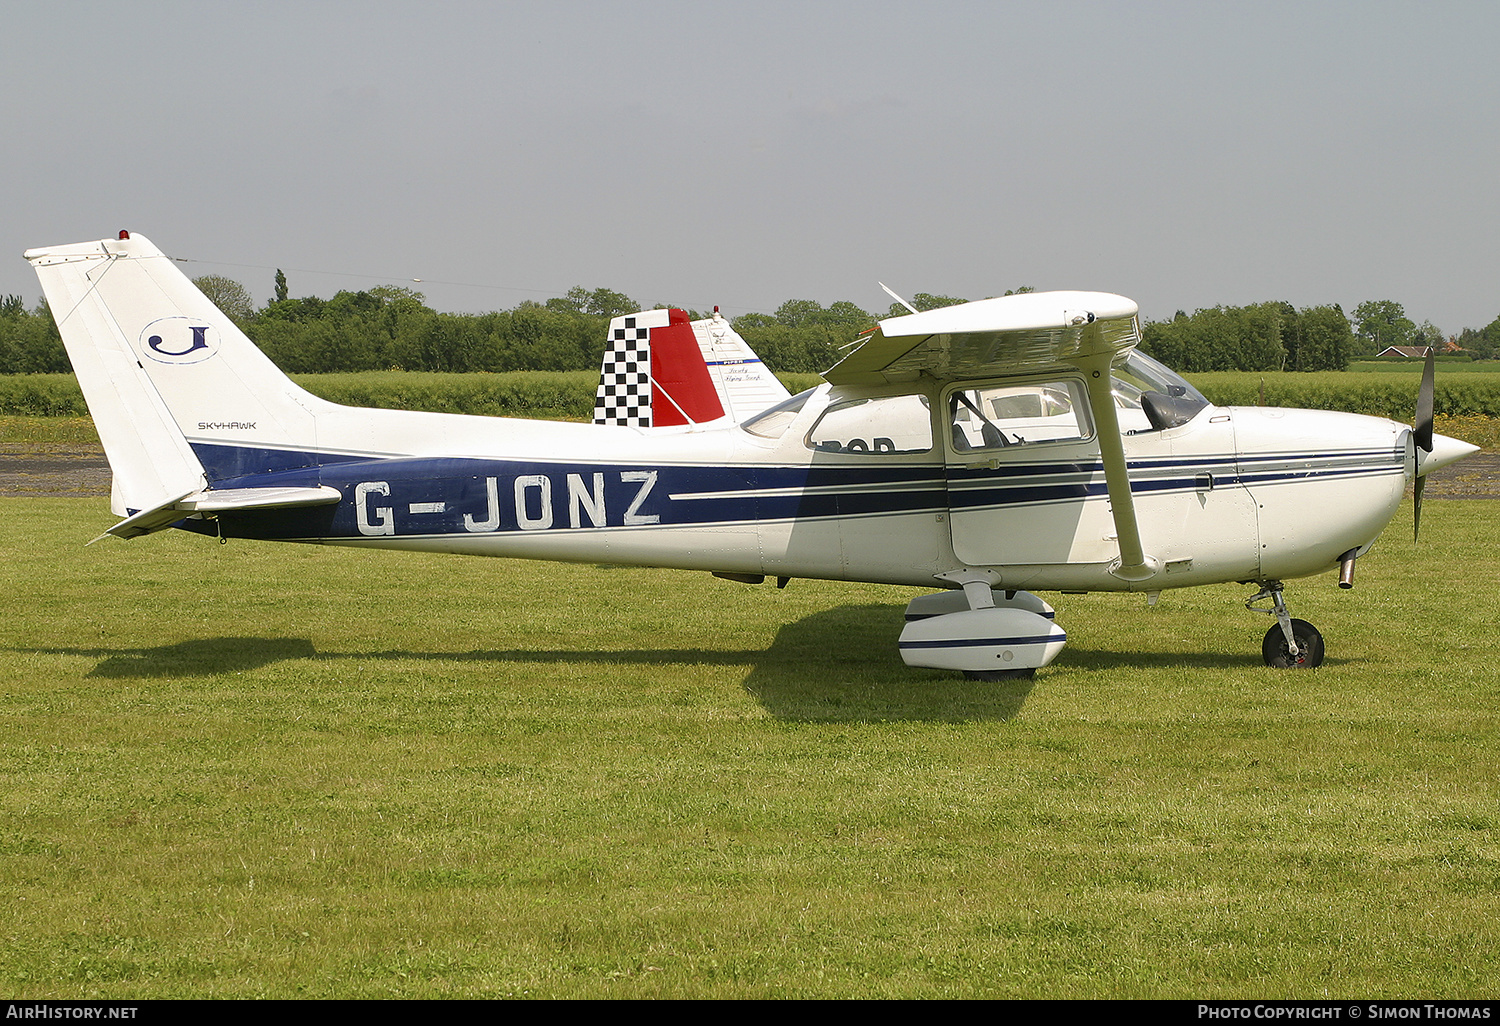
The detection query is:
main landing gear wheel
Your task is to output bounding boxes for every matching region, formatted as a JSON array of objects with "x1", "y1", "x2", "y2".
[{"x1": 1262, "y1": 619, "x2": 1324, "y2": 669}]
